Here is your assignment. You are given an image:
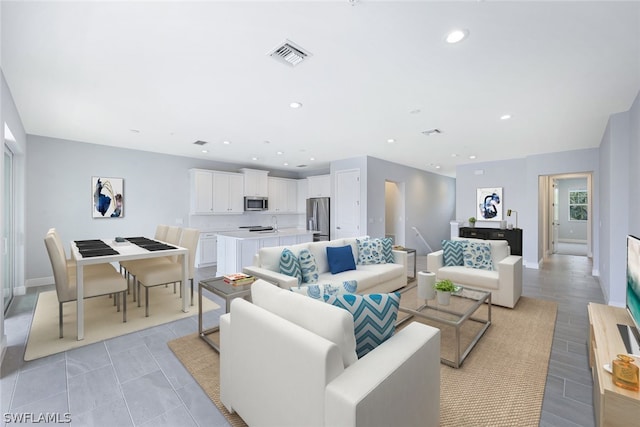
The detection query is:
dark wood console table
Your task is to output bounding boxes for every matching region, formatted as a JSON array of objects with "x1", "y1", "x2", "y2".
[{"x1": 459, "y1": 227, "x2": 522, "y2": 256}]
